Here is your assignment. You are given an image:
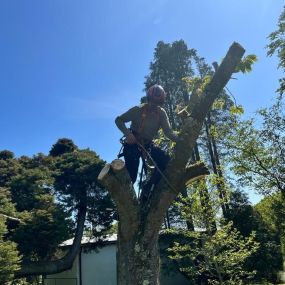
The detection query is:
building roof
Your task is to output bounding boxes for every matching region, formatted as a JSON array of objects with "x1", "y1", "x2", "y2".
[{"x1": 60, "y1": 234, "x2": 117, "y2": 247}]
